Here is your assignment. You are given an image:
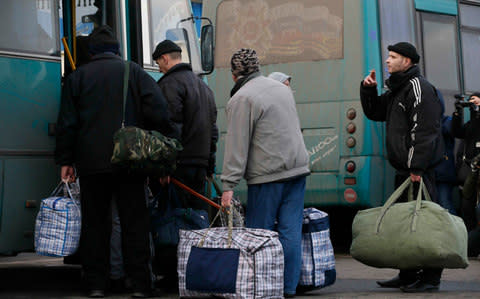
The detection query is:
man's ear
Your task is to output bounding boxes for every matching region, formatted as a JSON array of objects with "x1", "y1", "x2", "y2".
[
  {"x1": 404, "y1": 57, "x2": 413, "y2": 68},
  {"x1": 232, "y1": 74, "x2": 238, "y2": 82}
]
